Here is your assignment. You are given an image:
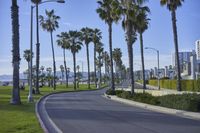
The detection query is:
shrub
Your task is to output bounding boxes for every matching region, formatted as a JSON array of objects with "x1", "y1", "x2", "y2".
[
  {"x1": 106, "y1": 89, "x2": 116, "y2": 95},
  {"x1": 118, "y1": 91, "x2": 132, "y2": 99},
  {"x1": 132, "y1": 93, "x2": 160, "y2": 105},
  {"x1": 158, "y1": 94, "x2": 200, "y2": 112}
]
